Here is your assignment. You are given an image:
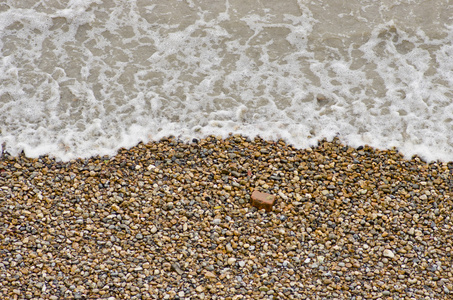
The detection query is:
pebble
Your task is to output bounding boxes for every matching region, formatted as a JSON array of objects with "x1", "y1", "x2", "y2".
[
  {"x1": 195, "y1": 286, "x2": 204, "y2": 293},
  {"x1": 383, "y1": 249, "x2": 395, "y2": 258},
  {"x1": 226, "y1": 243, "x2": 234, "y2": 253},
  {"x1": 0, "y1": 135, "x2": 452, "y2": 299}
]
